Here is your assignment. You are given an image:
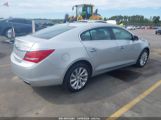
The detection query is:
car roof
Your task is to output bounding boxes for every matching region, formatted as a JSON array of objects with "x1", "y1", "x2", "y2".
[
  {"x1": 77, "y1": 20, "x2": 107, "y2": 23},
  {"x1": 66, "y1": 22, "x2": 117, "y2": 29},
  {"x1": 7, "y1": 18, "x2": 31, "y2": 21}
]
